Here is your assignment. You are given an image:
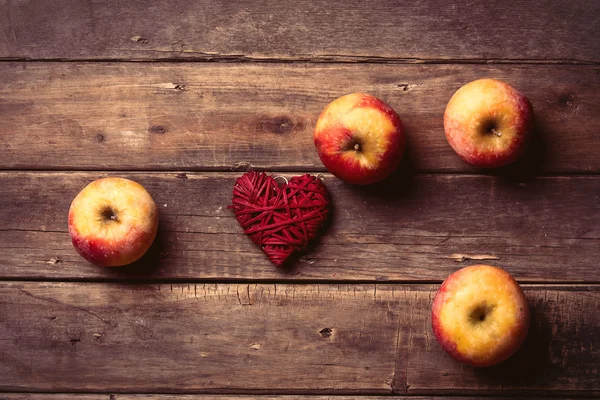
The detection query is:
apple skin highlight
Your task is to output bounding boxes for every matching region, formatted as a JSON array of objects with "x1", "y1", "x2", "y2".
[
  {"x1": 314, "y1": 93, "x2": 405, "y2": 185},
  {"x1": 68, "y1": 177, "x2": 158, "y2": 267},
  {"x1": 431, "y1": 265, "x2": 530, "y2": 367},
  {"x1": 444, "y1": 79, "x2": 534, "y2": 168}
]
